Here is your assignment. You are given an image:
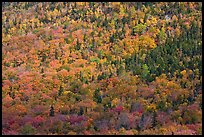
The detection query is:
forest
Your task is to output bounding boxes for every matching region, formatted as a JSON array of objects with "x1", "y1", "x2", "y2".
[{"x1": 2, "y1": 2, "x2": 202, "y2": 135}]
